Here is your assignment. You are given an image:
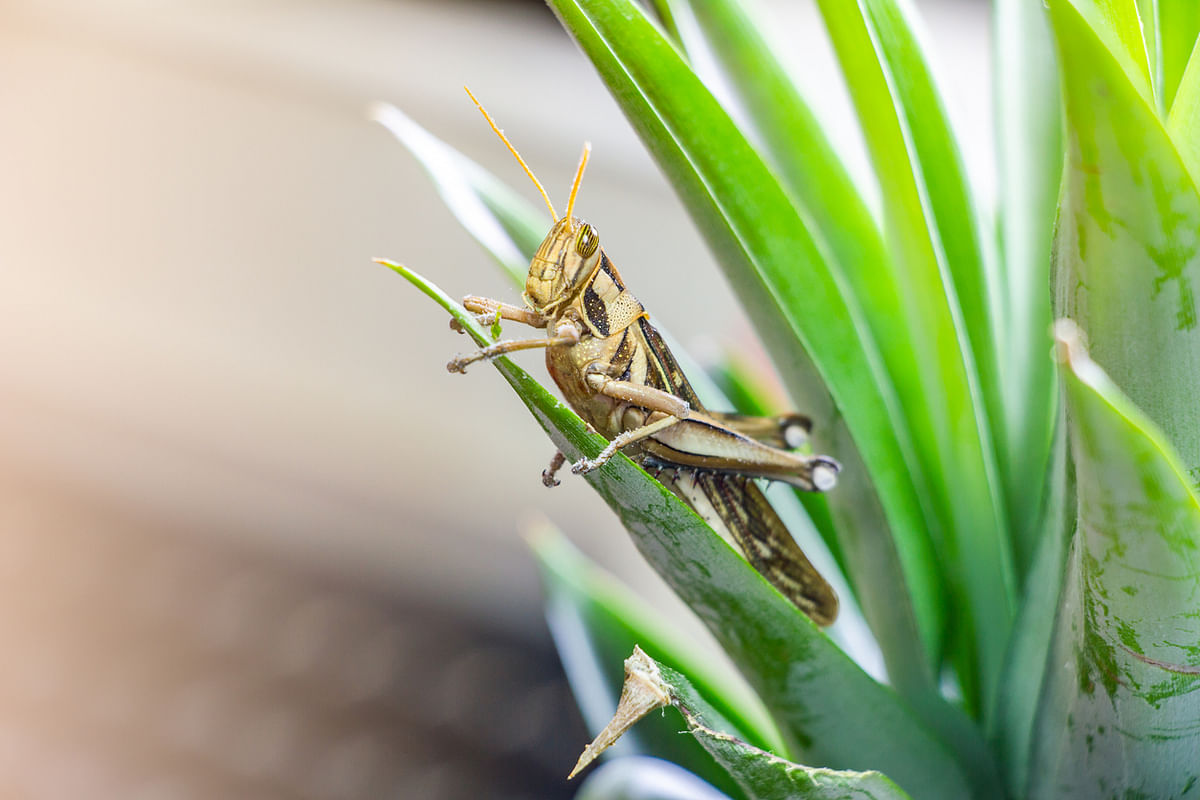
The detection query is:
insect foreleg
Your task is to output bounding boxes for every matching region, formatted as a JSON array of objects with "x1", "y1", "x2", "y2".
[
  {"x1": 447, "y1": 319, "x2": 581, "y2": 373},
  {"x1": 462, "y1": 295, "x2": 549, "y2": 328},
  {"x1": 571, "y1": 413, "x2": 682, "y2": 475}
]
